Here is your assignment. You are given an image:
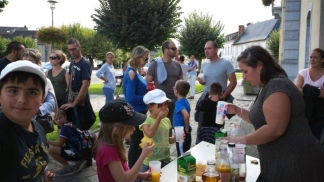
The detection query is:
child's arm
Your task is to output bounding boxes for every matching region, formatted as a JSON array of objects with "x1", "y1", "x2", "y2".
[
  {"x1": 169, "y1": 130, "x2": 176, "y2": 144},
  {"x1": 109, "y1": 143, "x2": 154, "y2": 182},
  {"x1": 137, "y1": 171, "x2": 151, "y2": 180},
  {"x1": 141, "y1": 108, "x2": 168, "y2": 138},
  {"x1": 181, "y1": 109, "x2": 190, "y2": 134},
  {"x1": 47, "y1": 137, "x2": 65, "y2": 147}
]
